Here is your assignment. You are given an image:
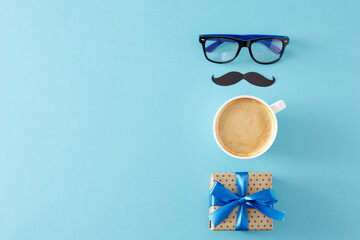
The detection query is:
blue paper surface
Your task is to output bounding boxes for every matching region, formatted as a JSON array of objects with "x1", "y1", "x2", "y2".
[{"x1": 0, "y1": 0, "x2": 359, "y2": 239}]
